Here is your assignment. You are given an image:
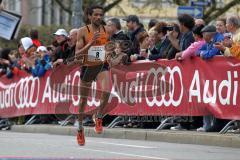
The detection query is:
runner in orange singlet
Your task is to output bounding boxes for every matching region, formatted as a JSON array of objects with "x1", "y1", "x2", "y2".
[{"x1": 75, "y1": 5, "x2": 110, "y2": 146}]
